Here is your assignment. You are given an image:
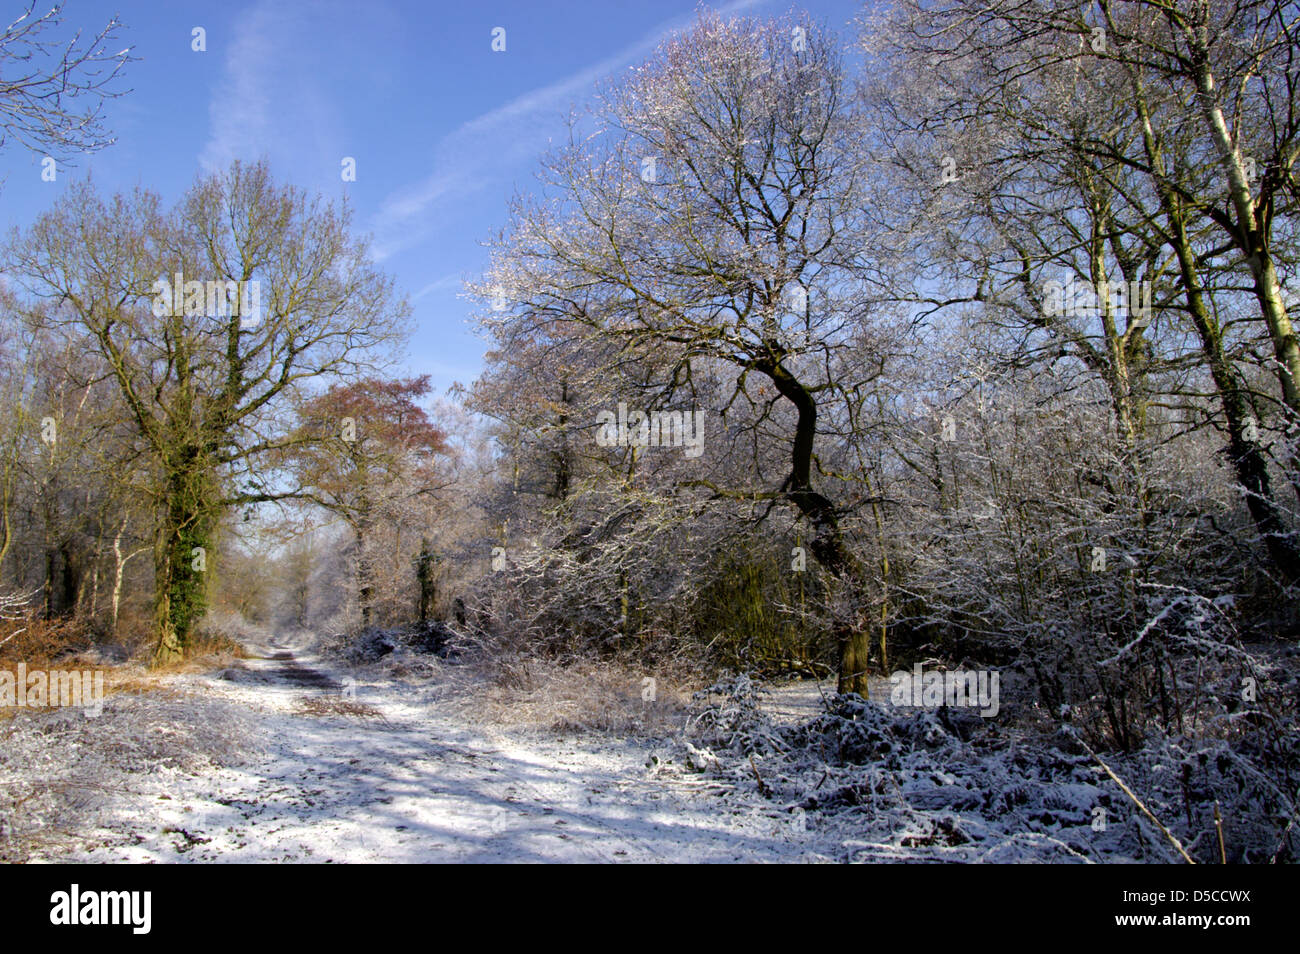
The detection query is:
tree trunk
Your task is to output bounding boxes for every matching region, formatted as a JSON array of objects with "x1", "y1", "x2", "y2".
[
  {"x1": 416, "y1": 538, "x2": 436, "y2": 623},
  {"x1": 60, "y1": 542, "x2": 78, "y2": 616},
  {"x1": 1166, "y1": 193, "x2": 1300, "y2": 581},
  {"x1": 1132, "y1": 75, "x2": 1300, "y2": 583},
  {"x1": 87, "y1": 563, "x2": 100, "y2": 619},
  {"x1": 151, "y1": 460, "x2": 217, "y2": 665},
  {"x1": 43, "y1": 547, "x2": 56, "y2": 619},
  {"x1": 356, "y1": 527, "x2": 374, "y2": 629},
  {"x1": 1191, "y1": 56, "x2": 1300, "y2": 419},
  {"x1": 762, "y1": 357, "x2": 871, "y2": 696},
  {"x1": 111, "y1": 525, "x2": 127, "y2": 635}
]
